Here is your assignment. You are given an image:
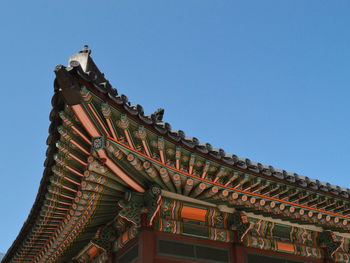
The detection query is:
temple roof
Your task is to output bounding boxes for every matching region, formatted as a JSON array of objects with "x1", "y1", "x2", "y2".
[
  {"x1": 68, "y1": 46, "x2": 348, "y2": 198},
  {"x1": 3, "y1": 46, "x2": 350, "y2": 263}
]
